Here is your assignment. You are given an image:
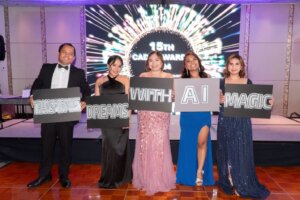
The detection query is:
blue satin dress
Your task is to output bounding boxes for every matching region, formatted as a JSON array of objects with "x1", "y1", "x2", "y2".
[
  {"x1": 176, "y1": 111, "x2": 215, "y2": 186},
  {"x1": 217, "y1": 79, "x2": 270, "y2": 199}
]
